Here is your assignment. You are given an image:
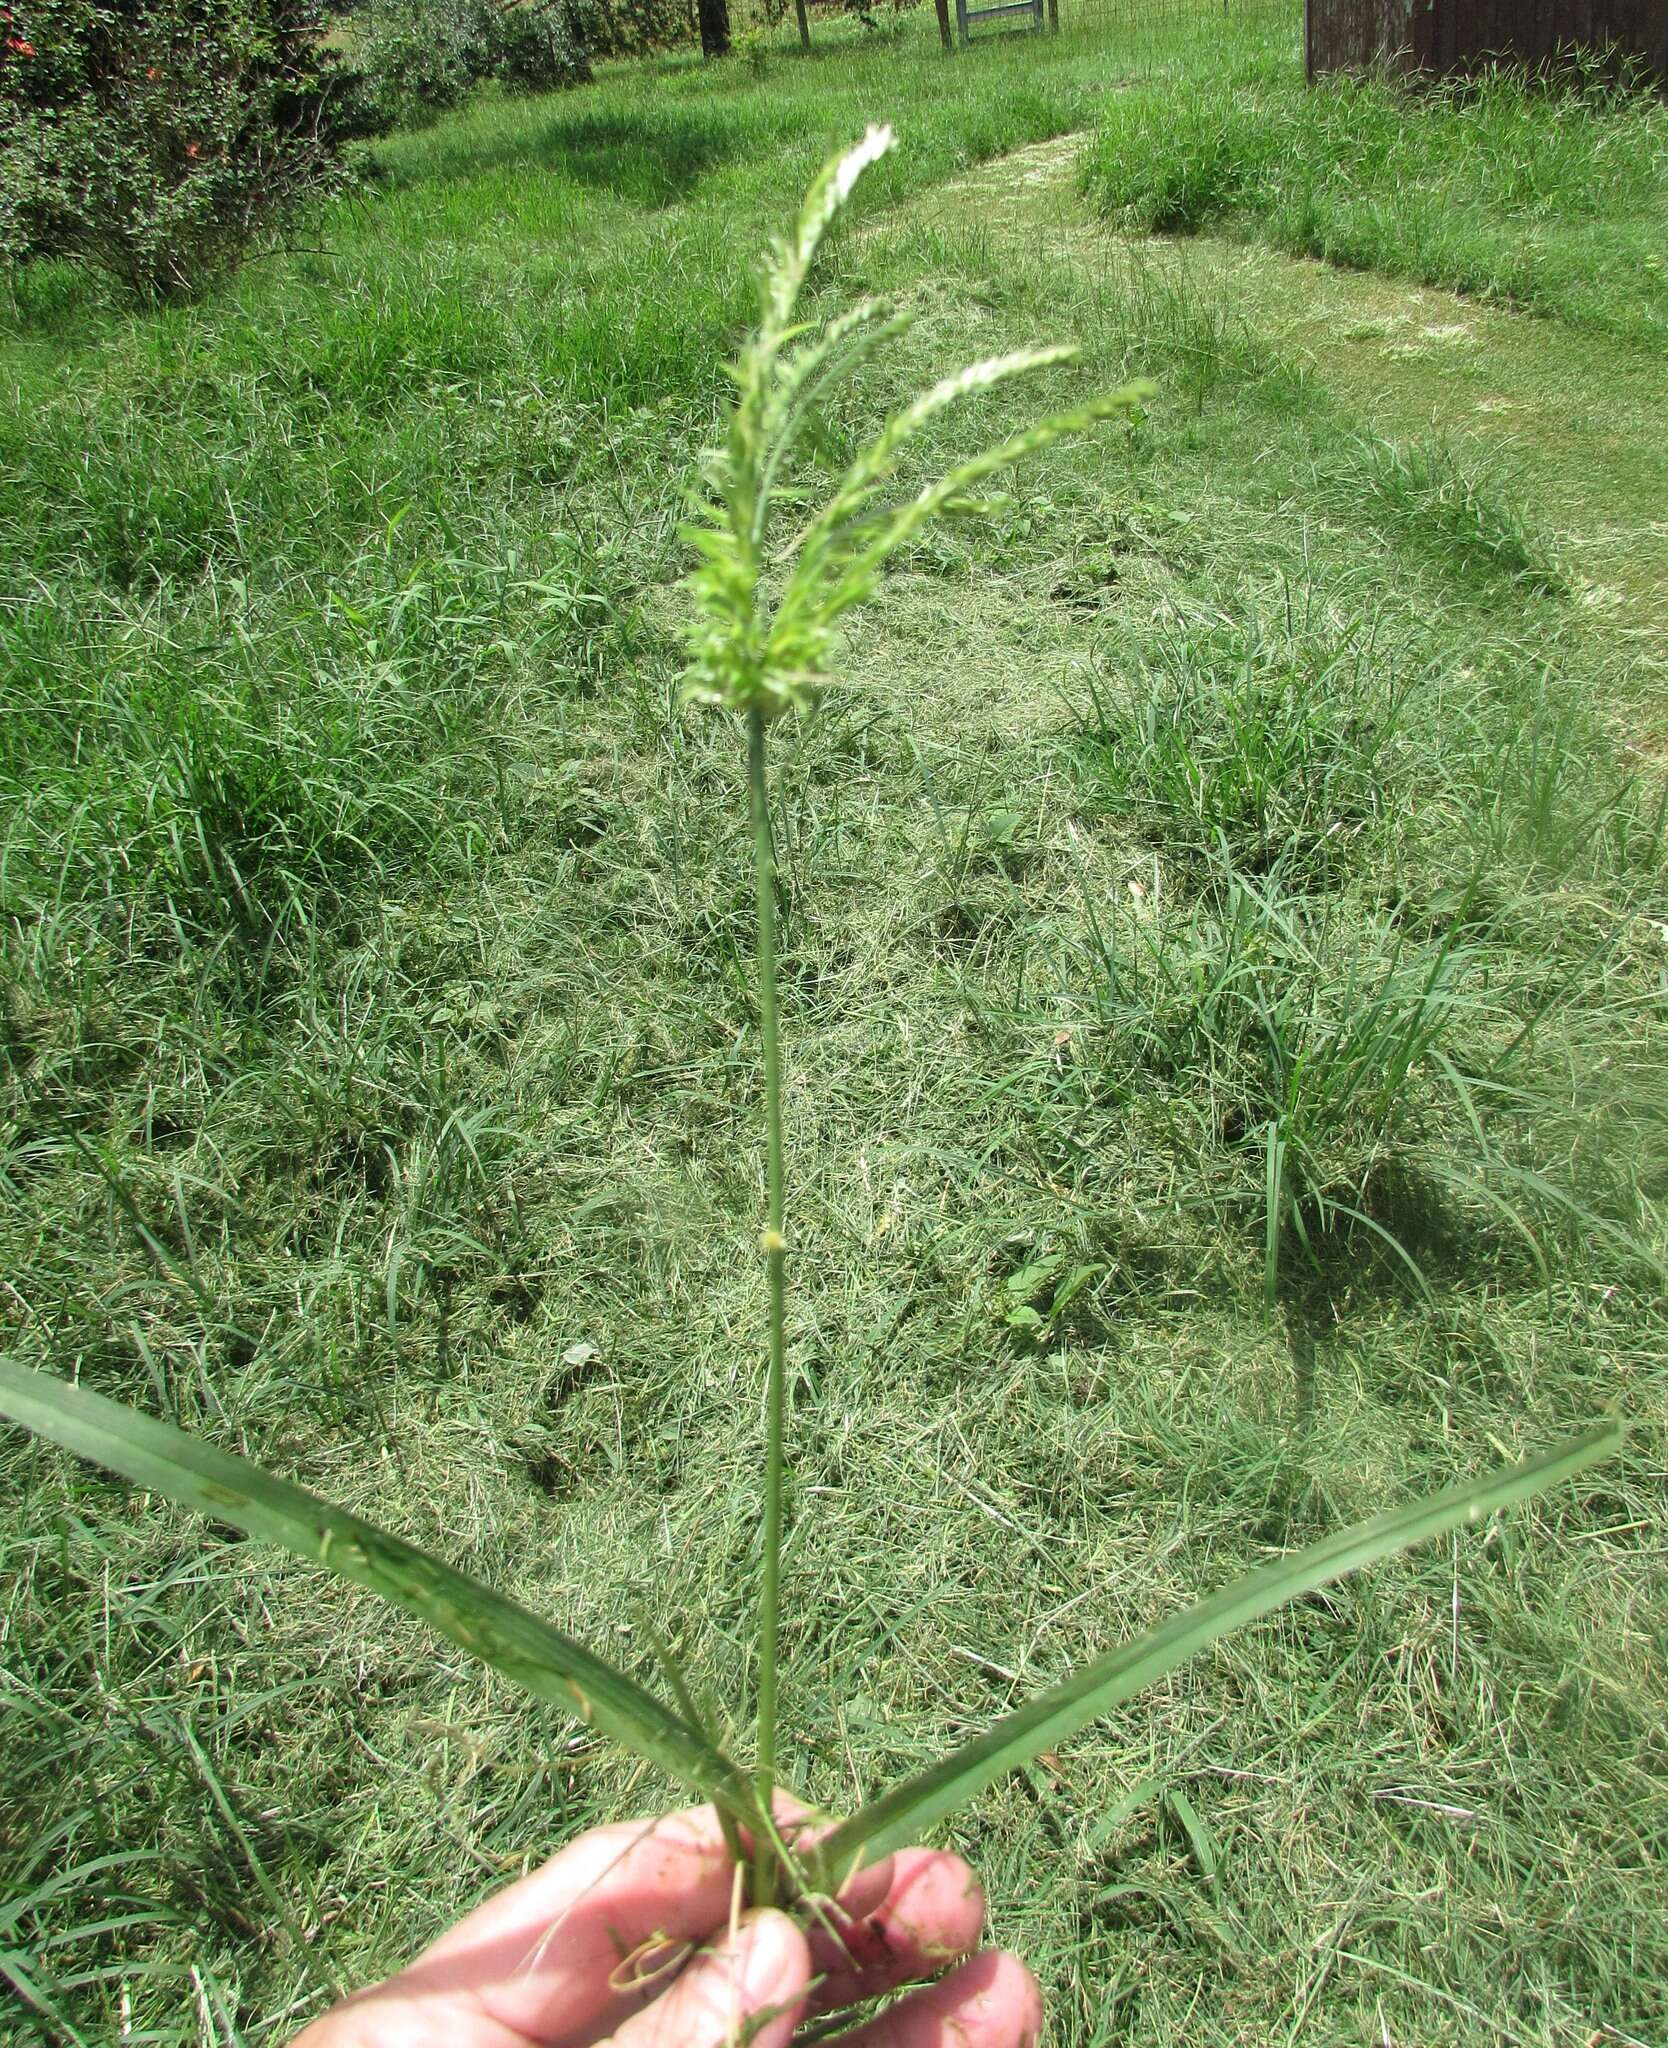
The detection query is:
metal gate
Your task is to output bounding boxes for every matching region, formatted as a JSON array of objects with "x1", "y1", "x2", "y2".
[{"x1": 955, "y1": 0, "x2": 1051, "y2": 46}]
